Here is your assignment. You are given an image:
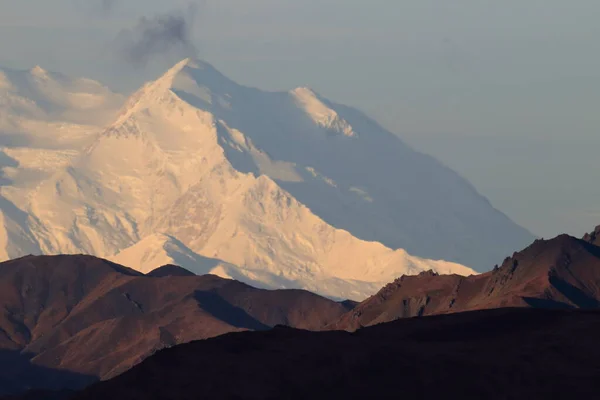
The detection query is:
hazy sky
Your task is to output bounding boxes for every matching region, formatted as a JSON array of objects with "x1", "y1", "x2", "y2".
[{"x1": 1, "y1": 0, "x2": 599, "y2": 237}]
